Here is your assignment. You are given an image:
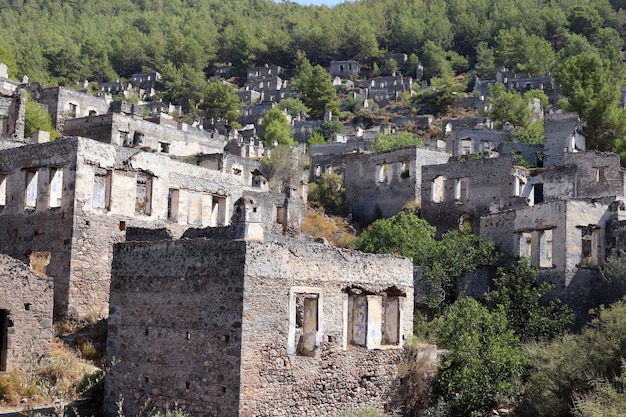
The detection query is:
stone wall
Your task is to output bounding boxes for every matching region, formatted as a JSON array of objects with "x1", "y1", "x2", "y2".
[
  {"x1": 0, "y1": 254, "x2": 53, "y2": 372},
  {"x1": 344, "y1": 146, "x2": 449, "y2": 225},
  {"x1": 480, "y1": 198, "x2": 616, "y2": 319},
  {"x1": 0, "y1": 89, "x2": 25, "y2": 141},
  {"x1": 105, "y1": 238, "x2": 414, "y2": 417},
  {"x1": 34, "y1": 86, "x2": 110, "y2": 131},
  {"x1": 0, "y1": 136, "x2": 253, "y2": 317},
  {"x1": 421, "y1": 155, "x2": 531, "y2": 235}
]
